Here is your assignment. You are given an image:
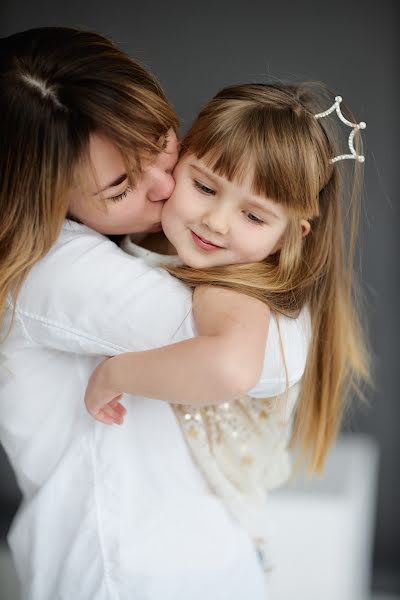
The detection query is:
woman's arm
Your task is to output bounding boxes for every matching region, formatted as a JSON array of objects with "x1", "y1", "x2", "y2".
[
  {"x1": 84, "y1": 286, "x2": 270, "y2": 423},
  {"x1": 15, "y1": 223, "x2": 196, "y2": 355}
]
